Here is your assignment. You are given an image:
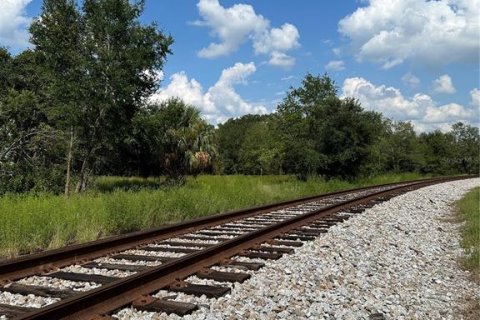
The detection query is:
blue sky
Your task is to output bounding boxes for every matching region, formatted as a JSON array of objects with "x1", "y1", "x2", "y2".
[{"x1": 1, "y1": 0, "x2": 479, "y2": 131}]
